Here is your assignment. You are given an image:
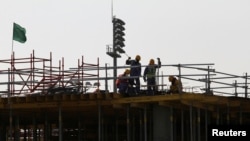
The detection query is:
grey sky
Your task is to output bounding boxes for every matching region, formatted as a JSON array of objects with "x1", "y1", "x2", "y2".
[{"x1": 0, "y1": 0, "x2": 250, "y2": 90}]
